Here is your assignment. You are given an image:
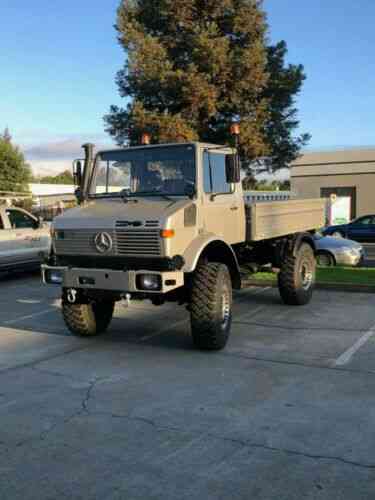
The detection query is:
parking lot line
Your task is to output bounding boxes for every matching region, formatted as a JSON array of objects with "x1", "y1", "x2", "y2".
[
  {"x1": 3, "y1": 308, "x2": 56, "y2": 326},
  {"x1": 334, "y1": 323, "x2": 375, "y2": 366}
]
